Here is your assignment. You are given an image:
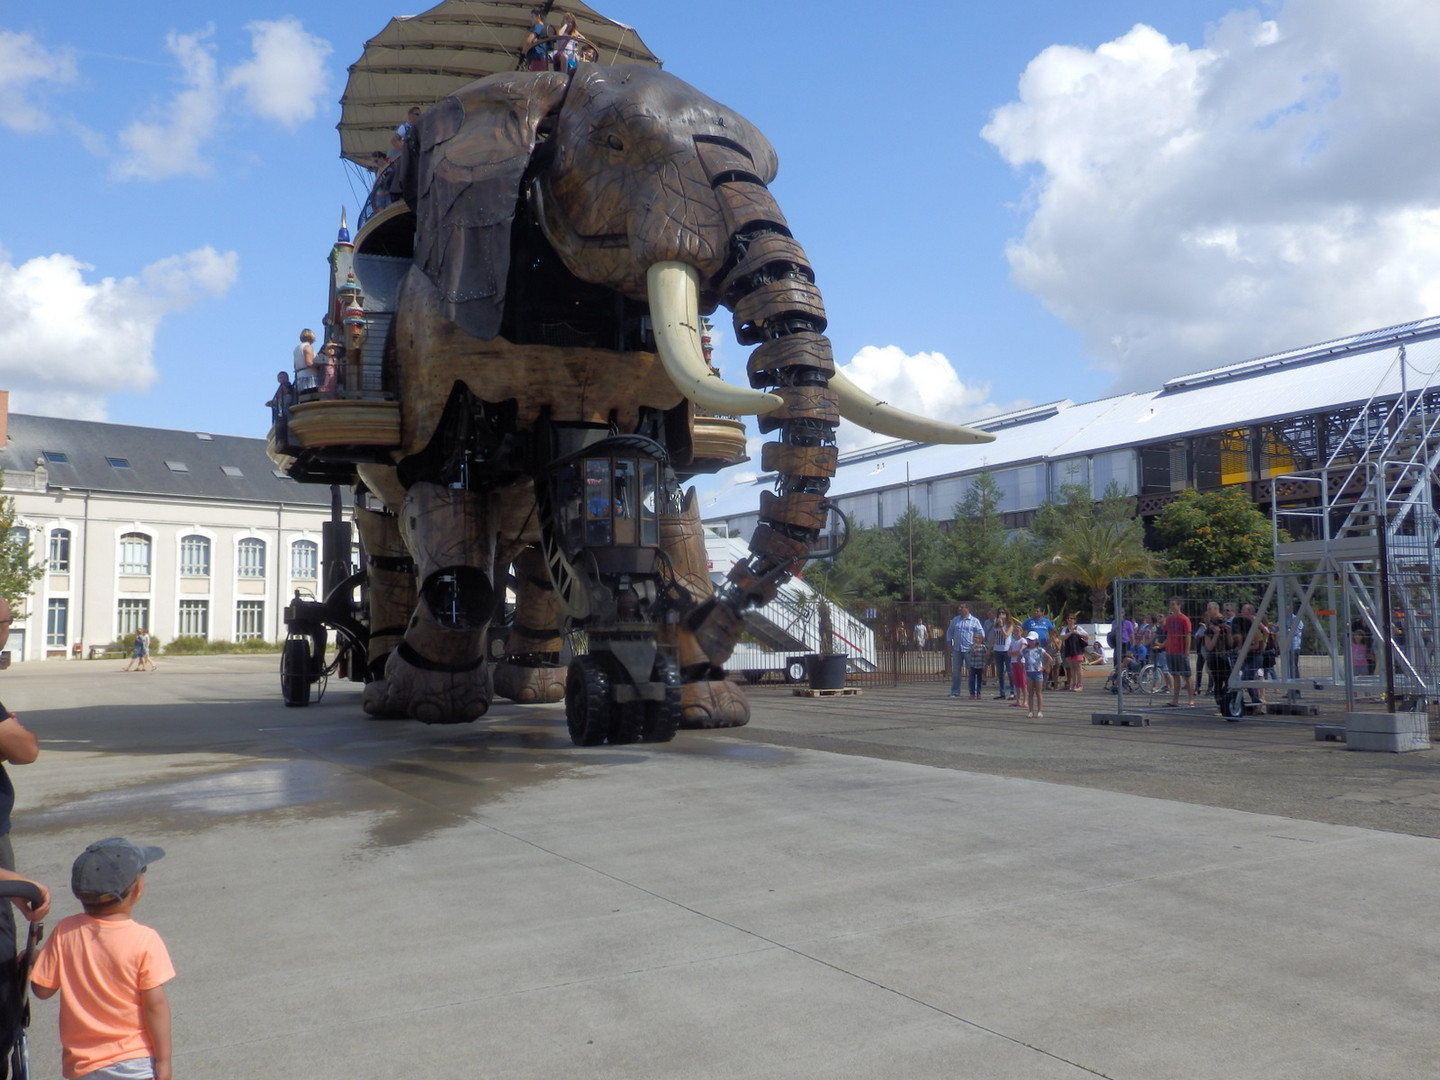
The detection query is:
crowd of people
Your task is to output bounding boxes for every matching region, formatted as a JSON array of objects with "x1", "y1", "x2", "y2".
[{"x1": 934, "y1": 596, "x2": 1319, "y2": 719}]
